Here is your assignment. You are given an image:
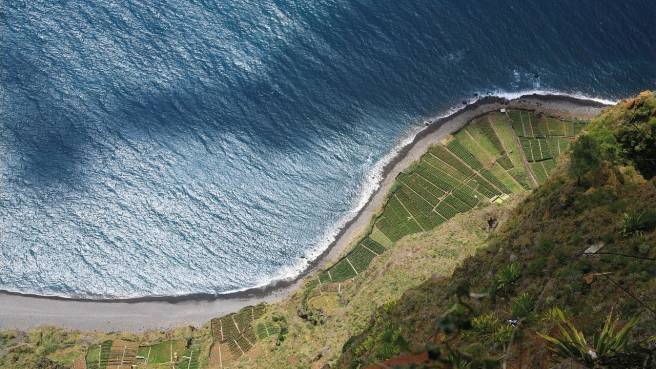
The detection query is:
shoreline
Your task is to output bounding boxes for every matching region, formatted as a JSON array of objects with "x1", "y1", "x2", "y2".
[{"x1": 0, "y1": 93, "x2": 610, "y2": 331}]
